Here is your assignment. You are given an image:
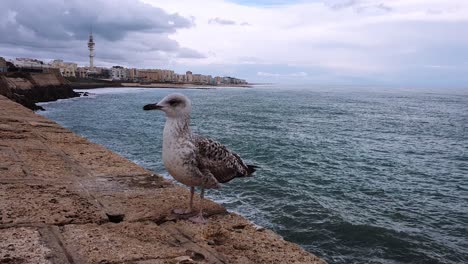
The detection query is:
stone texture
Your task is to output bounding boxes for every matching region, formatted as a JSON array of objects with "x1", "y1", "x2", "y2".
[
  {"x1": 0, "y1": 182, "x2": 106, "y2": 225},
  {"x1": 0, "y1": 227, "x2": 52, "y2": 264},
  {"x1": 0, "y1": 95, "x2": 327, "y2": 264},
  {"x1": 60, "y1": 222, "x2": 187, "y2": 263}
]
